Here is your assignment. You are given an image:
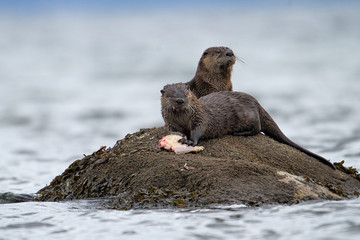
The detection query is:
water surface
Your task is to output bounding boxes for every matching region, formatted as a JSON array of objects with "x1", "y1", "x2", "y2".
[{"x1": 1, "y1": 6, "x2": 360, "y2": 240}]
